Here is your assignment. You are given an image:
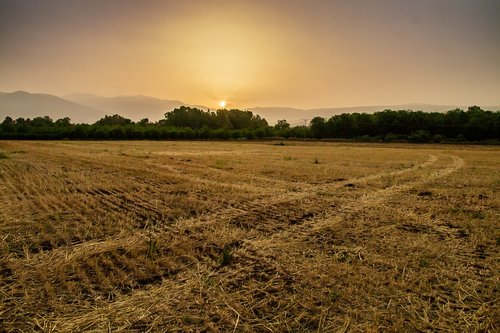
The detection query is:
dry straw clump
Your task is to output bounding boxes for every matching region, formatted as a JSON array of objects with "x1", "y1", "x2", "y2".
[{"x1": 0, "y1": 141, "x2": 498, "y2": 332}]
